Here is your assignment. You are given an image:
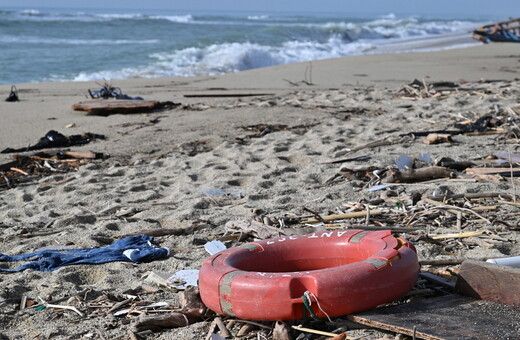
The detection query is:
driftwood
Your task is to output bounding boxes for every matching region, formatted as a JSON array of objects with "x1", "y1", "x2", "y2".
[
  {"x1": 427, "y1": 192, "x2": 513, "y2": 201},
  {"x1": 422, "y1": 133, "x2": 453, "y2": 145},
  {"x1": 273, "y1": 321, "x2": 292, "y2": 340},
  {"x1": 301, "y1": 210, "x2": 382, "y2": 224},
  {"x1": 456, "y1": 259, "x2": 520, "y2": 306},
  {"x1": 72, "y1": 99, "x2": 160, "y2": 115},
  {"x1": 383, "y1": 166, "x2": 455, "y2": 183},
  {"x1": 131, "y1": 313, "x2": 198, "y2": 332},
  {"x1": 178, "y1": 286, "x2": 210, "y2": 319},
  {"x1": 465, "y1": 167, "x2": 520, "y2": 176}
]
